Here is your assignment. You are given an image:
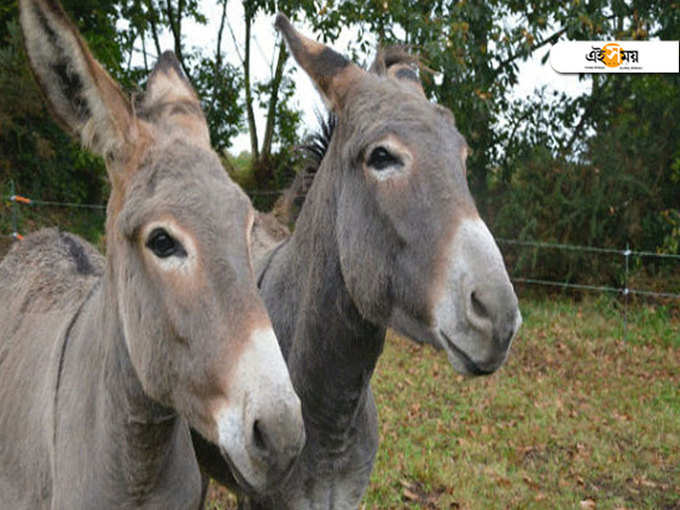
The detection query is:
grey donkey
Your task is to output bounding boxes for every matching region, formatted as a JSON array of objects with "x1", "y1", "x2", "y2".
[
  {"x1": 0, "y1": 1, "x2": 305, "y2": 508},
  {"x1": 192, "y1": 14, "x2": 522, "y2": 510}
]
